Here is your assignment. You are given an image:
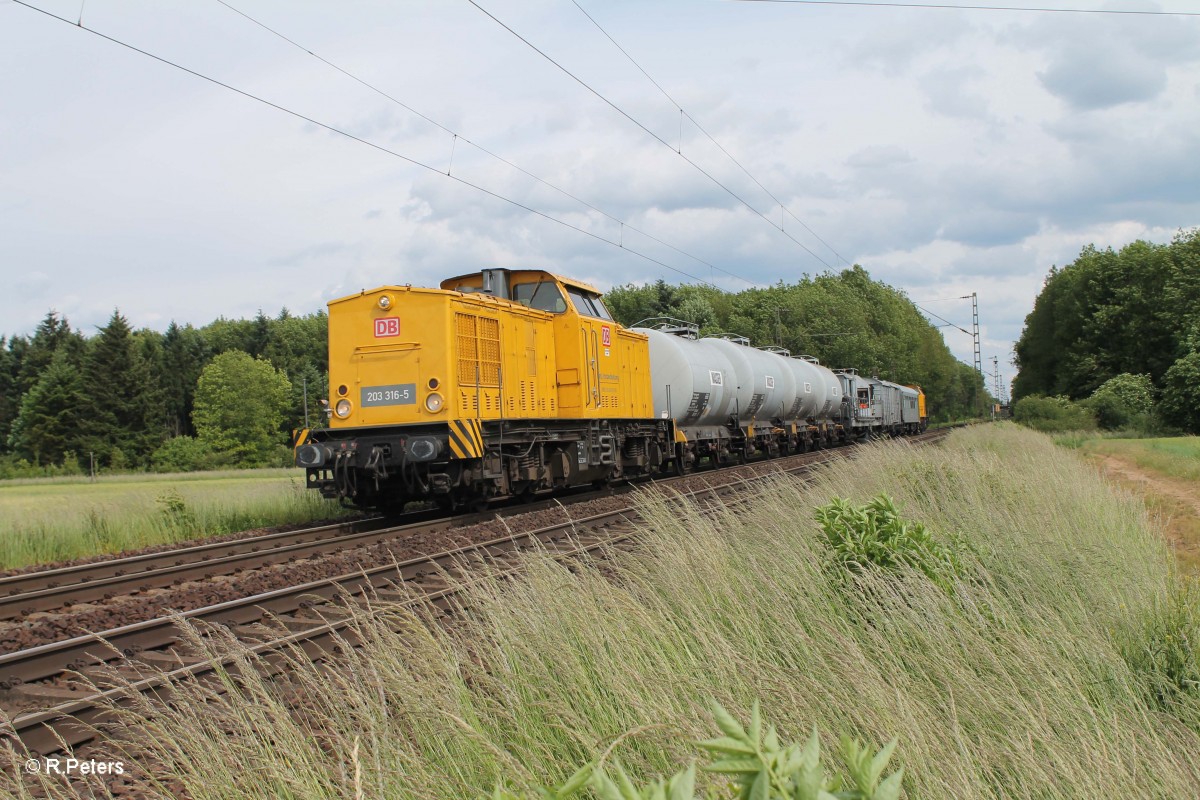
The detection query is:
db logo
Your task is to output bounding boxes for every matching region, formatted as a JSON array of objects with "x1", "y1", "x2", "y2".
[
  {"x1": 601, "y1": 326, "x2": 611, "y2": 347},
  {"x1": 374, "y1": 317, "x2": 400, "y2": 338}
]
